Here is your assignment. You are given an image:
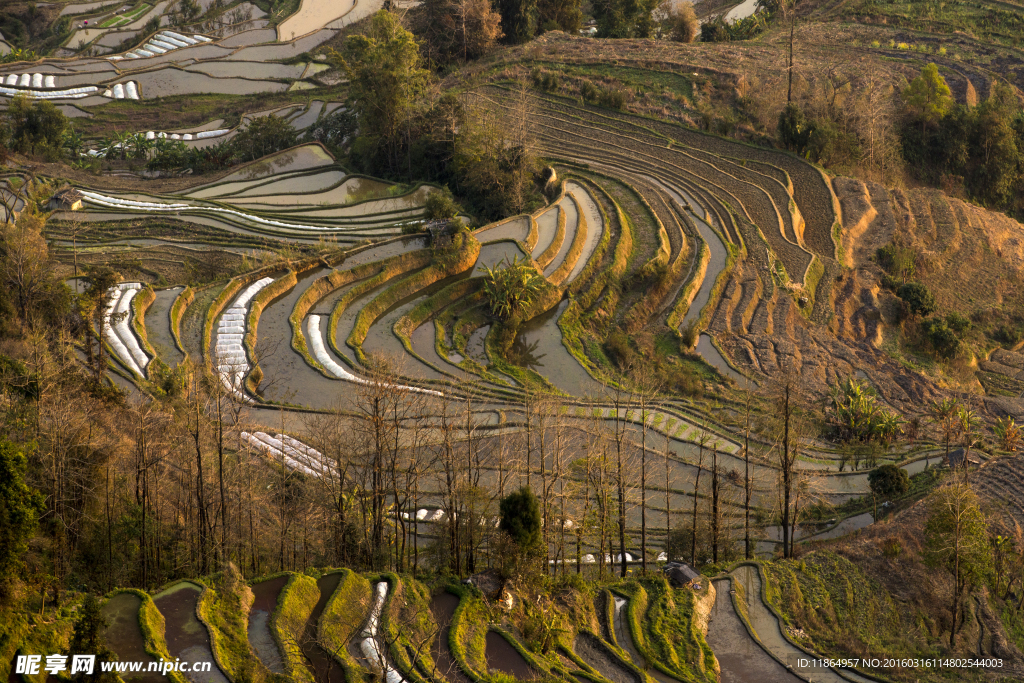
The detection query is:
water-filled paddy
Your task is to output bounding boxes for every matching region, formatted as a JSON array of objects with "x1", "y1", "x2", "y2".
[
  {"x1": 361, "y1": 298, "x2": 450, "y2": 382},
  {"x1": 219, "y1": 27, "x2": 278, "y2": 46},
  {"x1": 531, "y1": 205, "x2": 560, "y2": 260},
  {"x1": 543, "y1": 196, "x2": 579, "y2": 278},
  {"x1": 513, "y1": 300, "x2": 604, "y2": 397},
  {"x1": 565, "y1": 184, "x2": 604, "y2": 283},
  {"x1": 656, "y1": 182, "x2": 728, "y2": 328},
  {"x1": 475, "y1": 216, "x2": 530, "y2": 244},
  {"x1": 228, "y1": 30, "x2": 336, "y2": 61},
  {"x1": 248, "y1": 576, "x2": 288, "y2": 674},
  {"x1": 288, "y1": 100, "x2": 324, "y2": 130},
  {"x1": 707, "y1": 580, "x2": 801, "y2": 683},
  {"x1": 226, "y1": 170, "x2": 347, "y2": 198},
  {"x1": 101, "y1": 593, "x2": 163, "y2": 683},
  {"x1": 430, "y1": 592, "x2": 473, "y2": 683},
  {"x1": 131, "y1": 67, "x2": 287, "y2": 97},
  {"x1": 145, "y1": 287, "x2": 185, "y2": 366},
  {"x1": 485, "y1": 631, "x2": 534, "y2": 679},
  {"x1": 696, "y1": 334, "x2": 745, "y2": 384},
  {"x1": 729, "y1": 566, "x2": 874, "y2": 683},
  {"x1": 472, "y1": 241, "x2": 528, "y2": 277},
  {"x1": 301, "y1": 572, "x2": 347, "y2": 683},
  {"x1": 186, "y1": 61, "x2": 305, "y2": 80},
  {"x1": 764, "y1": 511, "x2": 874, "y2": 544},
  {"x1": 339, "y1": 236, "x2": 425, "y2": 269},
  {"x1": 153, "y1": 582, "x2": 229, "y2": 683},
  {"x1": 249, "y1": 268, "x2": 353, "y2": 408},
  {"x1": 210, "y1": 145, "x2": 334, "y2": 183},
  {"x1": 410, "y1": 323, "x2": 476, "y2": 381}
]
